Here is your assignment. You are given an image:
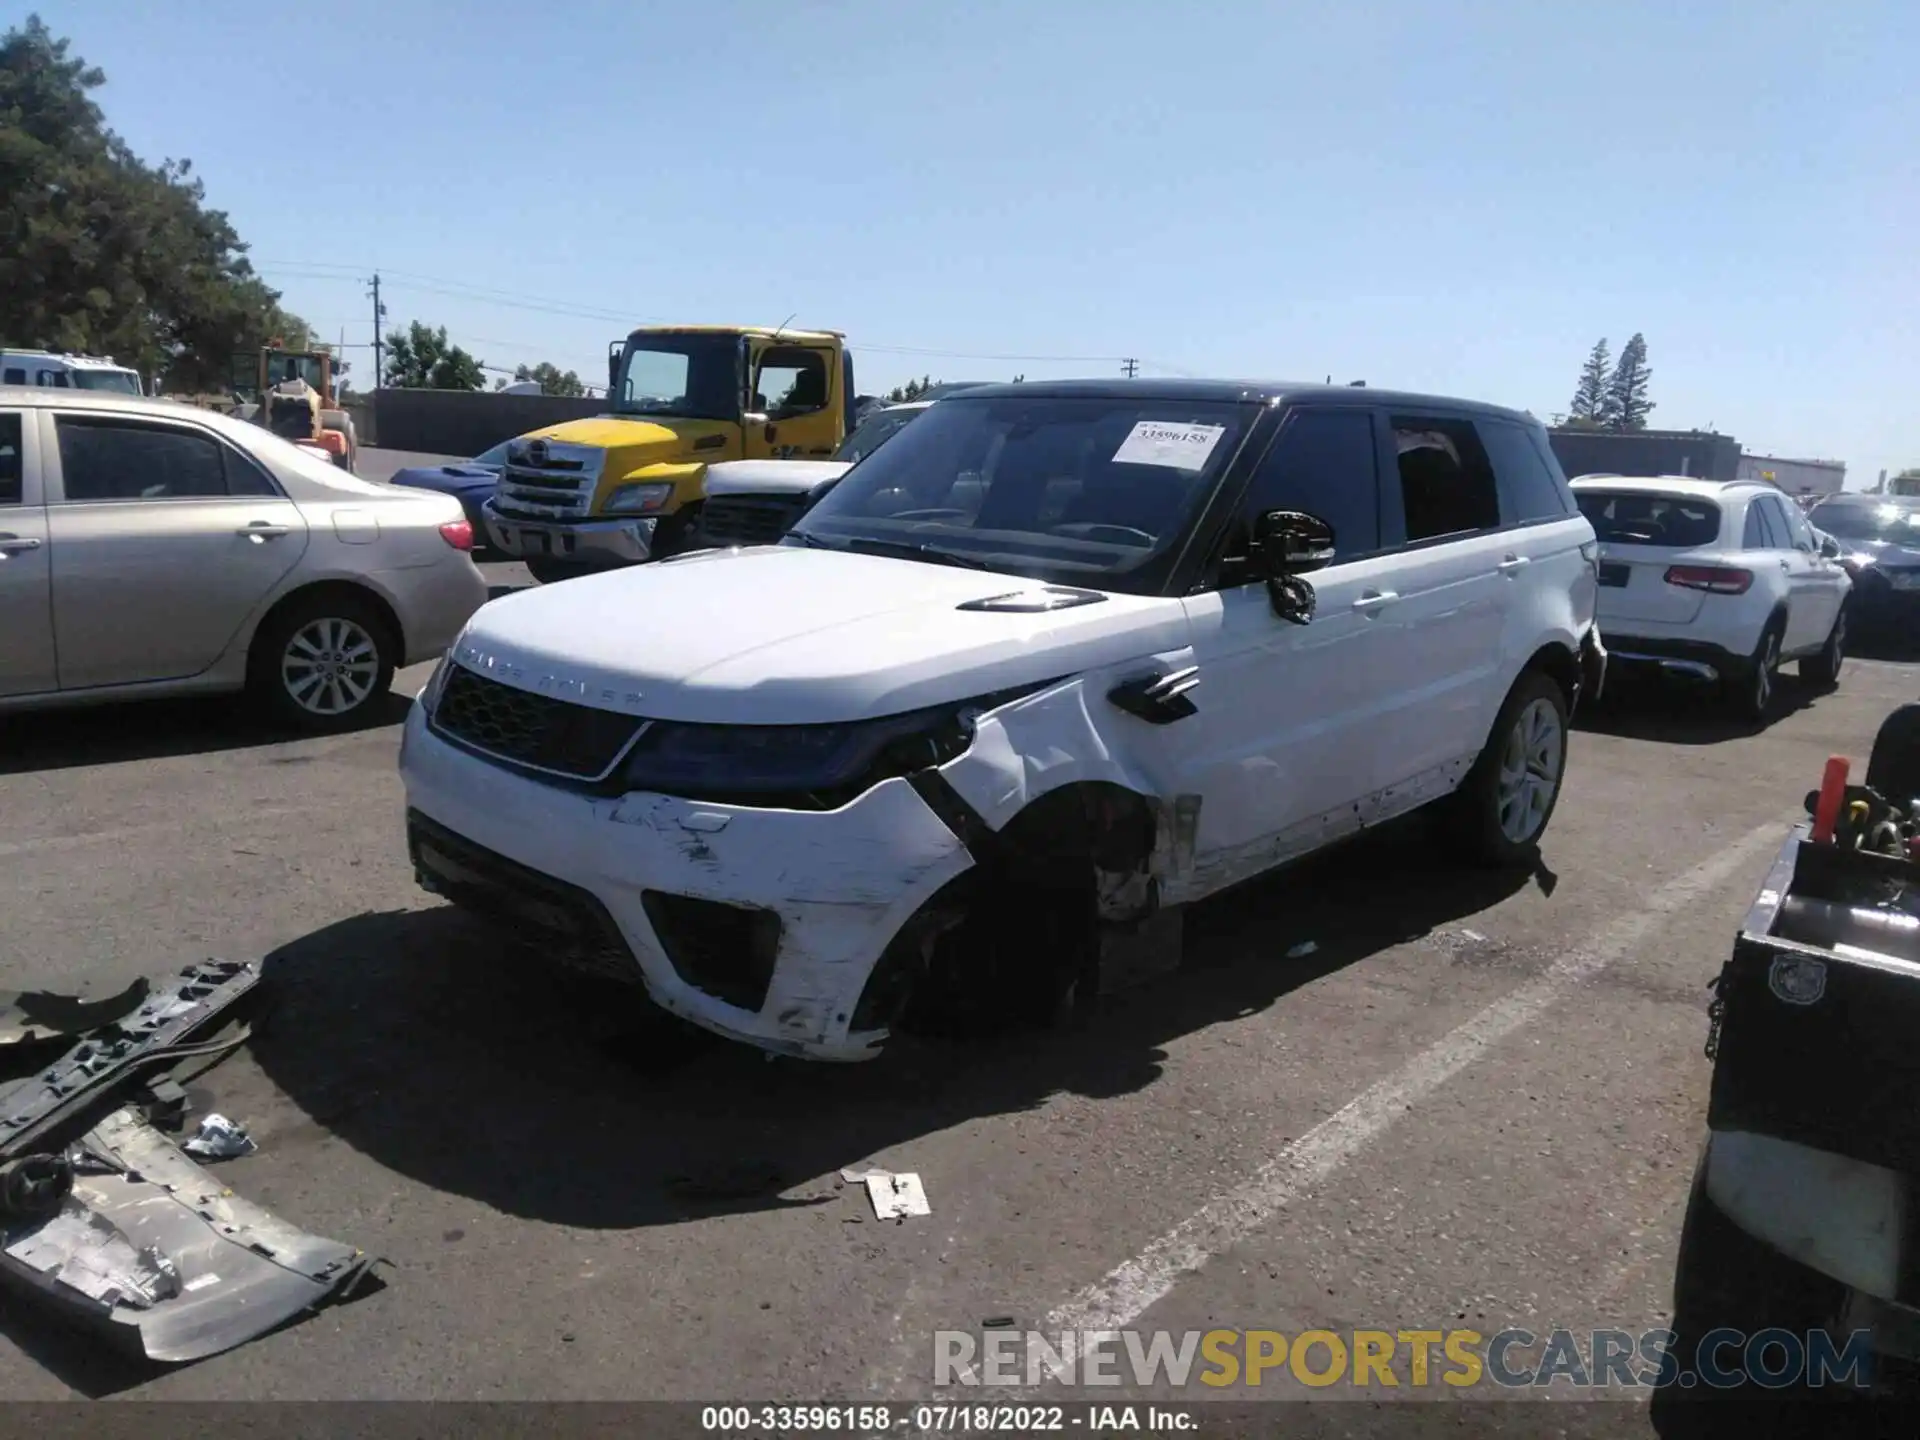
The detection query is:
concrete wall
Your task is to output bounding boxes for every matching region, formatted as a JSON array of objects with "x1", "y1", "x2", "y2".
[
  {"x1": 1547, "y1": 428, "x2": 1744, "y2": 482},
  {"x1": 1737, "y1": 453, "x2": 1846, "y2": 498},
  {"x1": 367, "y1": 388, "x2": 608, "y2": 457}
]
